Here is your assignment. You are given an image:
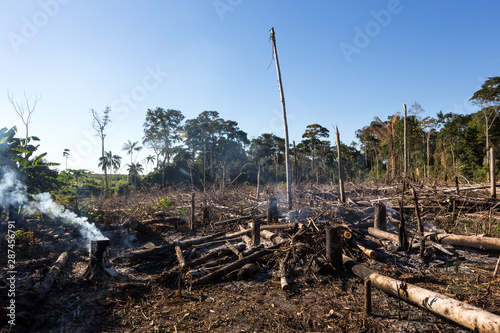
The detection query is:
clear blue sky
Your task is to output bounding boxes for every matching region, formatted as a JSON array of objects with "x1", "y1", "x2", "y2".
[{"x1": 1, "y1": 0, "x2": 498, "y2": 173}]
